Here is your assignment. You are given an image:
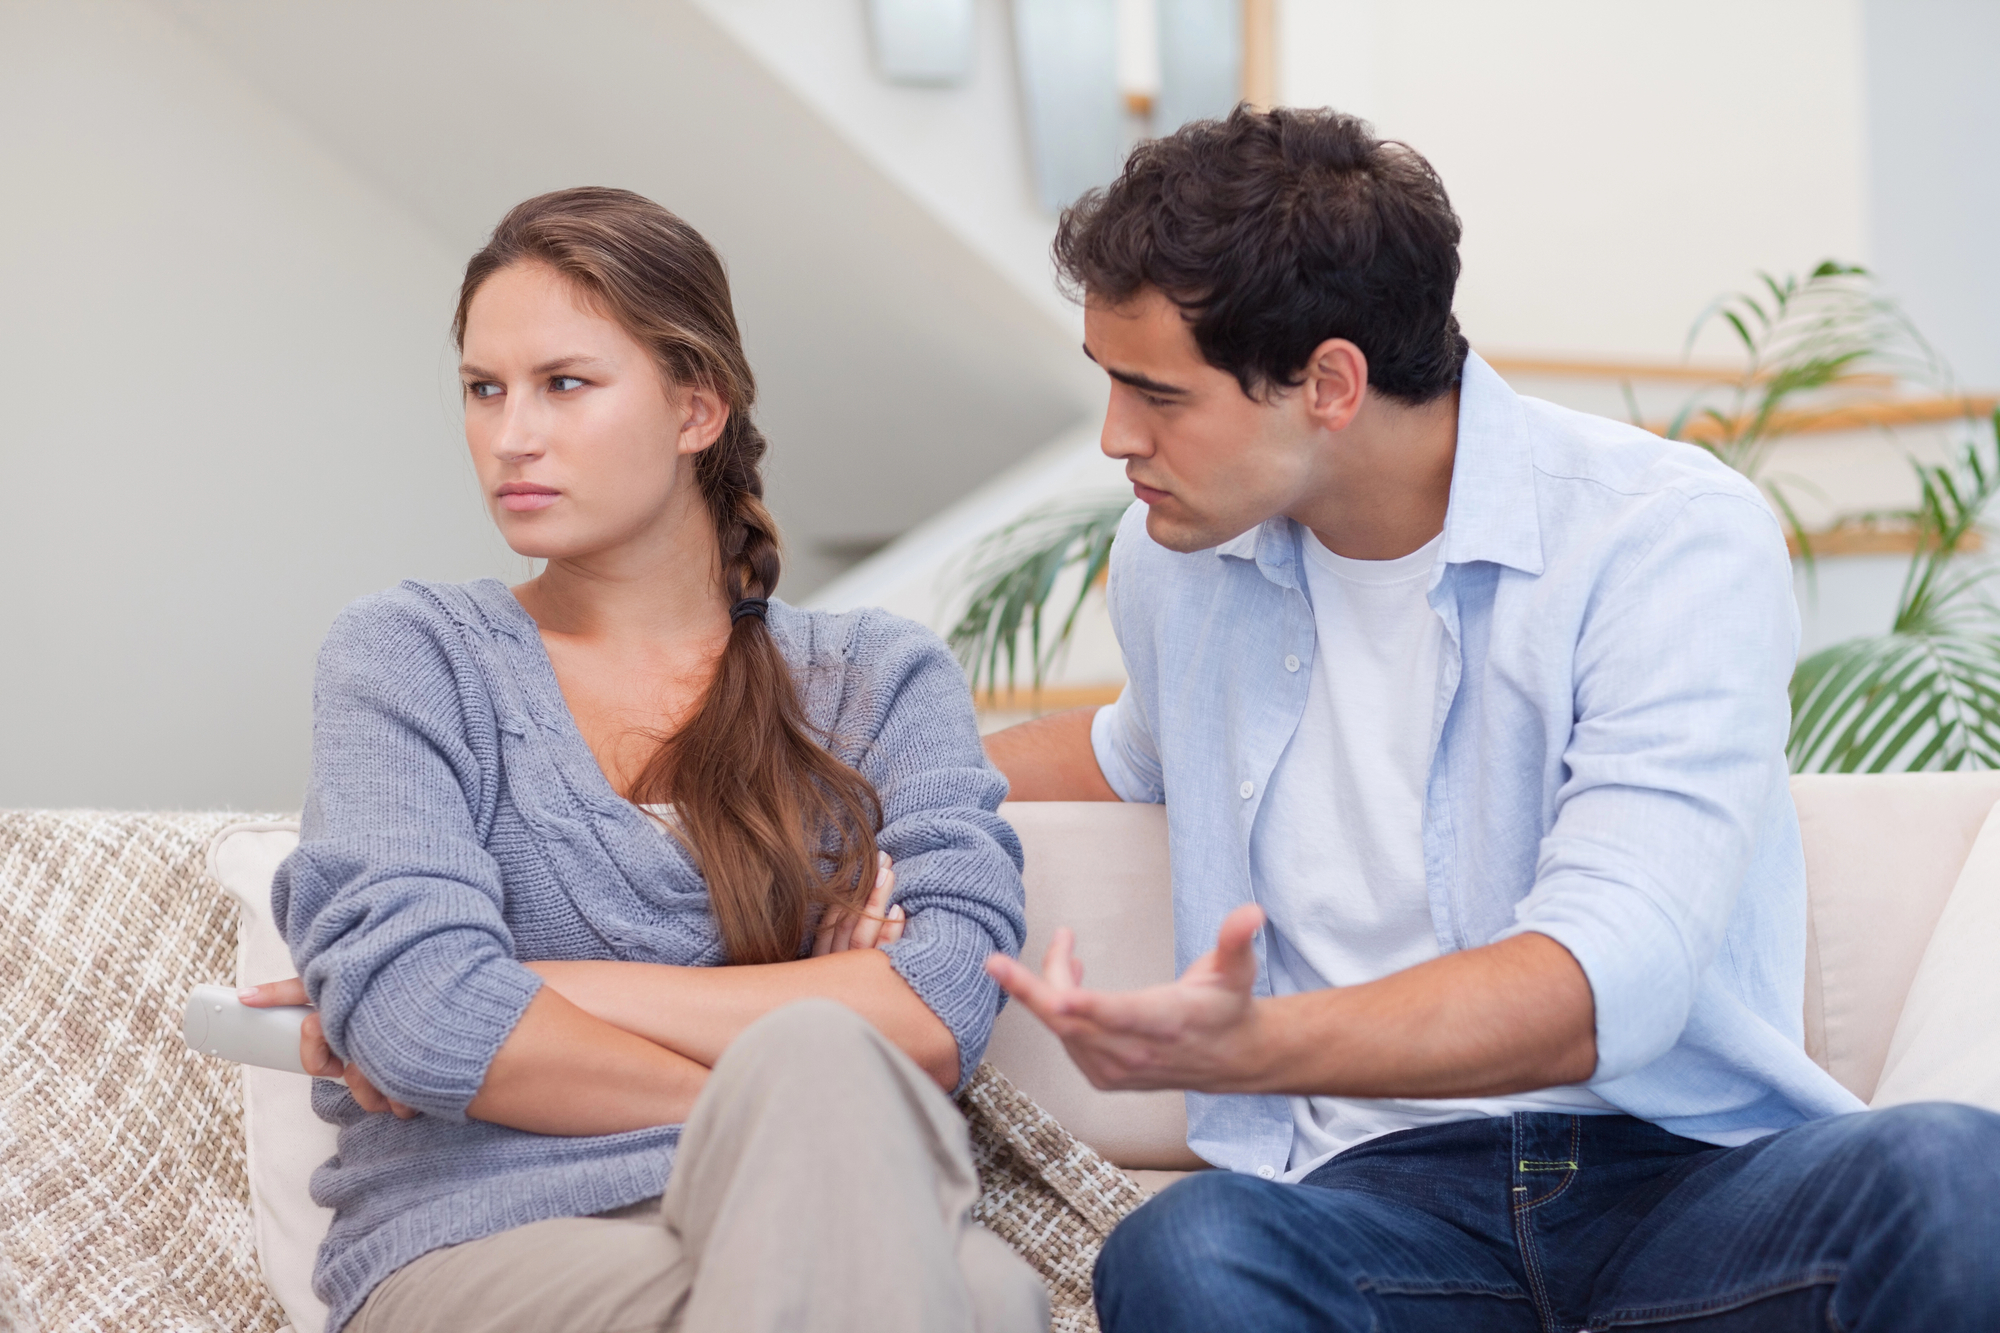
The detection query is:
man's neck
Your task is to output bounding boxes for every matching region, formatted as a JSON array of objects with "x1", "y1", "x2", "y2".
[{"x1": 1290, "y1": 388, "x2": 1459, "y2": 561}]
